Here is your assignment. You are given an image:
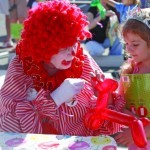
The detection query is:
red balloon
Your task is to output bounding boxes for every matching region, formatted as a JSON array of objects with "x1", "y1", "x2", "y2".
[
  {"x1": 140, "y1": 117, "x2": 150, "y2": 126},
  {"x1": 131, "y1": 120, "x2": 147, "y2": 148},
  {"x1": 84, "y1": 78, "x2": 149, "y2": 148}
]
